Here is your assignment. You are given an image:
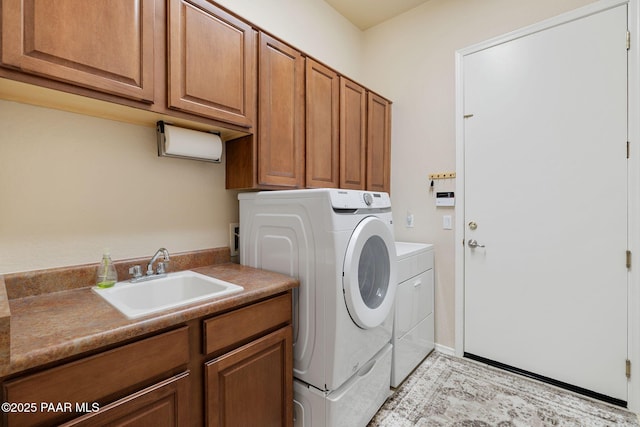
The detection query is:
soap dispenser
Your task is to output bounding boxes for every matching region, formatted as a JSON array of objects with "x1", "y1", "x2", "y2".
[{"x1": 96, "y1": 249, "x2": 118, "y2": 288}]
